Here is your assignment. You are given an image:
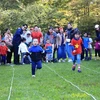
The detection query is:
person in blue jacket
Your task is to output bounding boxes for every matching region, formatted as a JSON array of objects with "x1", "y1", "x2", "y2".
[
  {"x1": 28, "y1": 39, "x2": 43, "y2": 78},
  {"x1": 12, "y1": 24, "x2": 28, "y2": 65},
  {"x1": 82, "y1": 33, "x2": 89, "y2": 60}
]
